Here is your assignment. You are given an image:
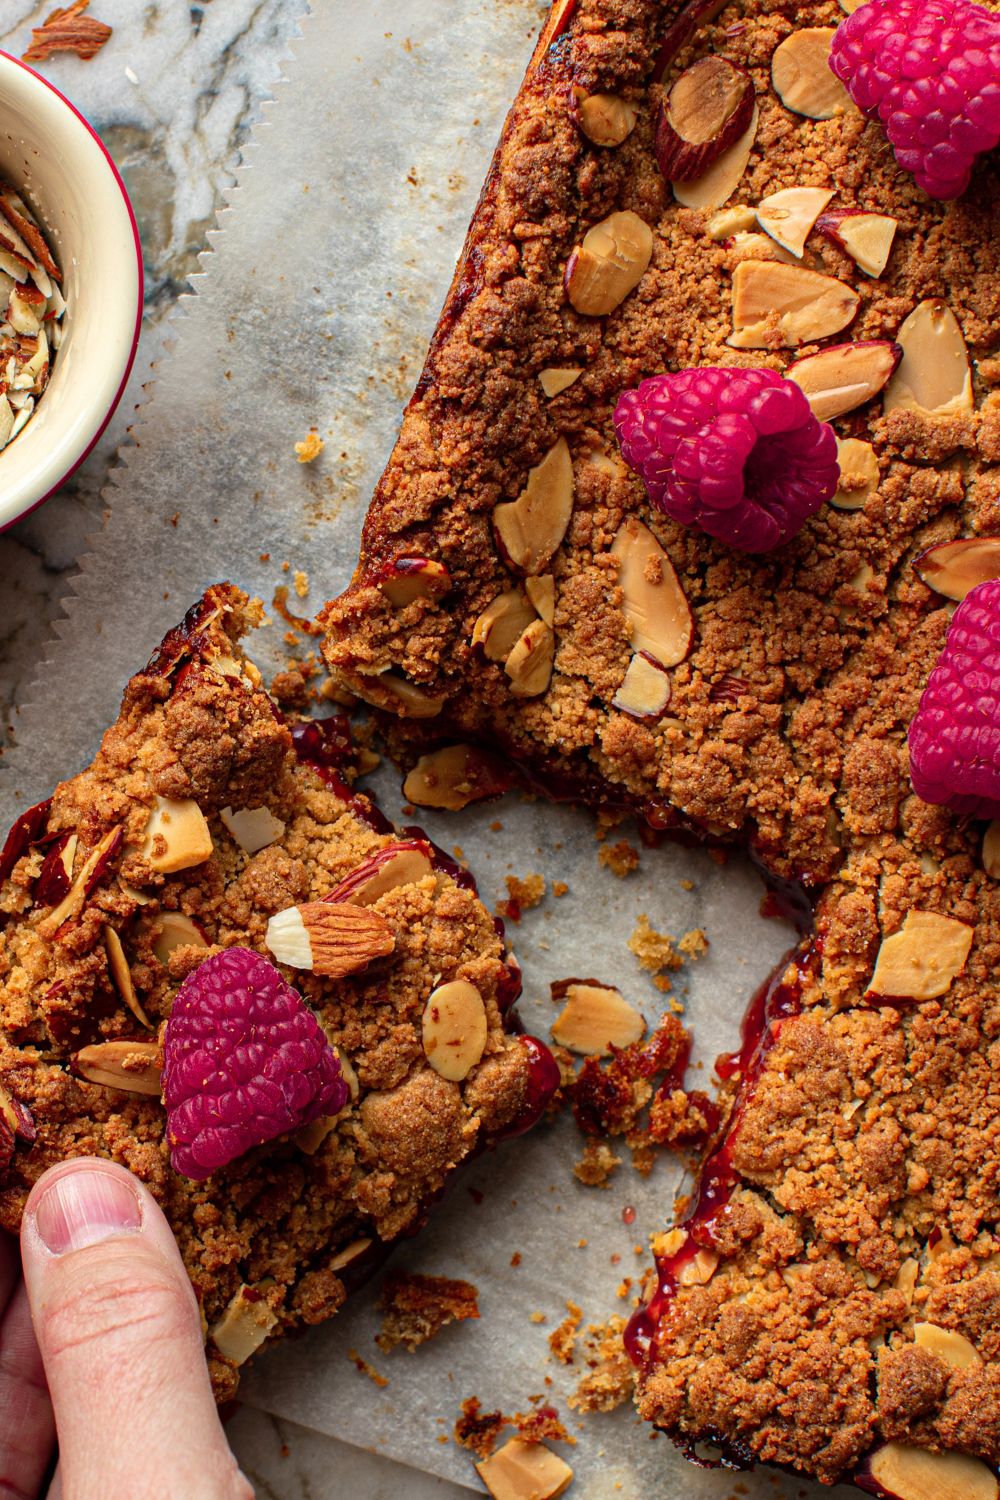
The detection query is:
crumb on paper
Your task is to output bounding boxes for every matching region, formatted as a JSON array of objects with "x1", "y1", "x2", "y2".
[
  {"x1": 496, "y1": 872, "x2": 546, "y2": 922},
  {"x1": 548, "y1": 1302, "x2": 583, "y2": 1365},
  {"x1": 598, "y1": 839, "x2": 640, "y2": 878},
  {"x1": 568, "y1": 1316, "x2": 635, "y2": 1414},
  {"x1": 455, "y1": 1398, "x2": 507, "y2": 1460},
  {"x1": 679, "y1": 927, "x2": 709, "y2": 960},
  {"x1": 294, "y1": 430, "x2": 325, "y2": 463},
  {"x1": 681, "y1": 878, "x2": 695, "y2": 891},
  {"x1": 347, "y1": 1347, "x2": 388, "y2": 1387},
  {"x1": 574, "y1": 1139, "x2": 622, "y2": 1188},
  {"x1": 594, "y1": 808, "x2": 625, "y2": 842},
  {"x1": 511, "y1": 1251, "x2": 522, "y2": 1267},
  {"x1": 629, "y1": 914, "x2": 683, "y2": 974},
  {"x1": 530, "y1": 1310, "x2": 546, "y2": 1324},
  {"x1": 23, "y1": 0, "x2": 111, "y2": 62},
  {"x1": 553, "y1": 880, "x2": 569, "y2": 898},
  {"x1": 293, "y1": 569, "x2": 309, "y2": 599},
  {"x1": 376, "y1": 1271, "x2": 479, "y2": 1353}
]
